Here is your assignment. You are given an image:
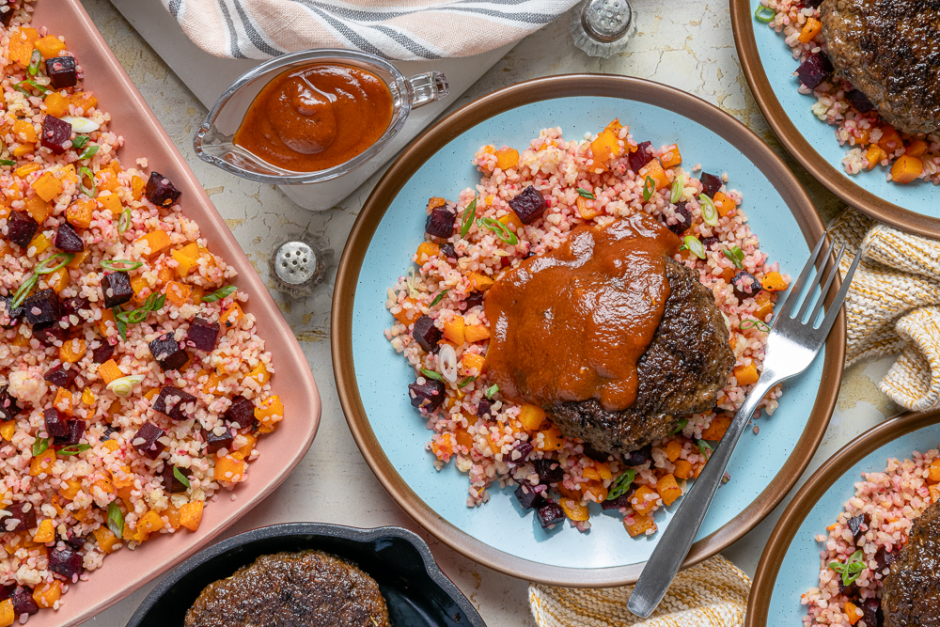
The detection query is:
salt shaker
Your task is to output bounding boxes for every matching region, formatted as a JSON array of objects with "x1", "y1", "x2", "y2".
[
  {"x1": 570, "y1": 0, "x2": 637, "y2": 58},
  {"x1": 269, "y1": 232, "x2": 334, "y2": 298}
]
